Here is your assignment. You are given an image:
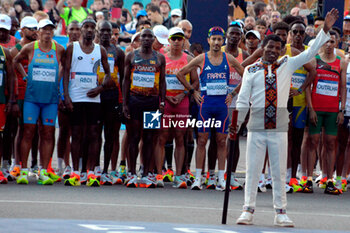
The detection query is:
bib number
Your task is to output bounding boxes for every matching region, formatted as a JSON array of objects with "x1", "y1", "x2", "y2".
[
  {"x1": 166, "y1": 74, "x2": 184, "y2": 90},
  {"x1": 291, "y1": 73, "x2": 305, "y2": 89},
  {"x1": 32, "y1": 66, "x2": 56, "y2": 82},
  {"x1": 74, "y1": 72, "x2": 97, "y2": 89},
  {"x1": 206, "y1": 81, "x2": 227, "y2": 95},
  {"x1": 100, "y1": 57, "x2": 115, "y2": 74},
  {"x1": 316, "y1": 80, "x2": 338, "y2": 97},
  {"x1": 132, "y1": 72, "x2": 155, "y2": 88},
  {"x1": 0, "y1": 70, "x2": 3, "y2": 87}
]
